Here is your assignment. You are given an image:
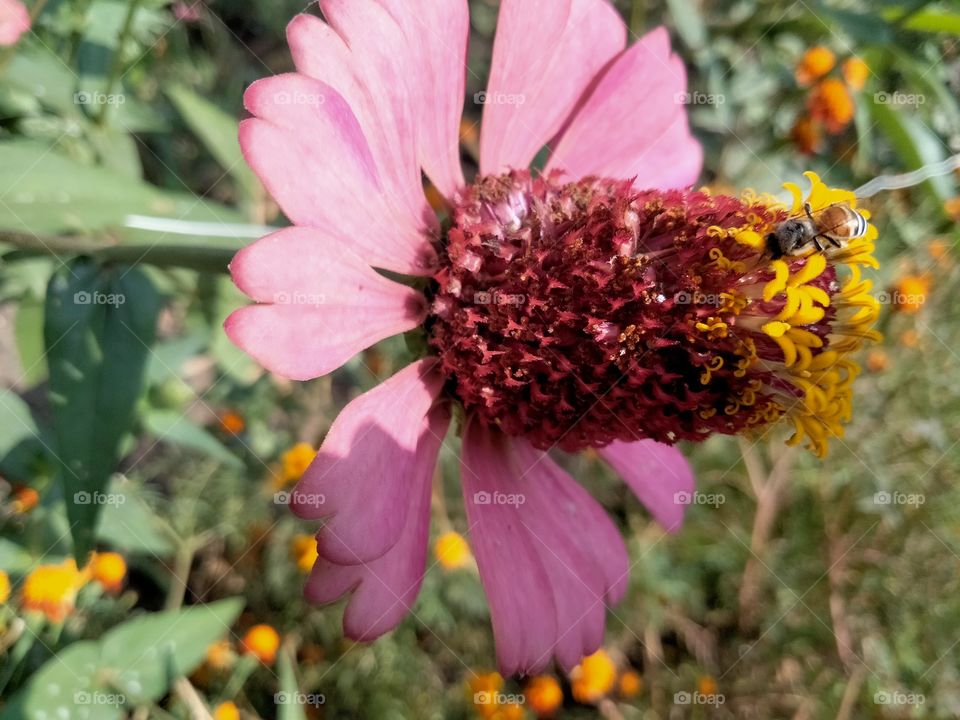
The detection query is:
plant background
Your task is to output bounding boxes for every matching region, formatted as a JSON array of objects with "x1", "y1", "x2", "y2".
[{"x1": 1, "y1": 0, "x2": 959, "y2": 717}]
